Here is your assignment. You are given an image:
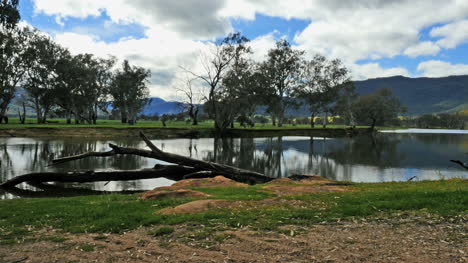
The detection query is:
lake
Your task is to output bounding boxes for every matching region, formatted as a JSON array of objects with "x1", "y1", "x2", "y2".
[{"x1": 1, "y1": 131, "x2": 467, "y2": 199}]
